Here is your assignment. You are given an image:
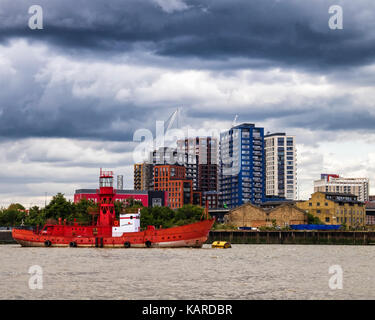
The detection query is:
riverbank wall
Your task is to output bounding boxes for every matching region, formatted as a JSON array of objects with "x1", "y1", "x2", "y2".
[
  {"x1": 207, "y1": 230, "x2": 375, "y2": 245},
  {"x1": 0, "y1": 231, "x2": 16, "y2": 244}
]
